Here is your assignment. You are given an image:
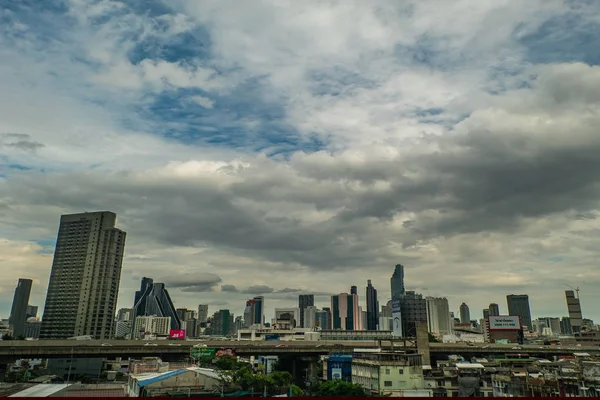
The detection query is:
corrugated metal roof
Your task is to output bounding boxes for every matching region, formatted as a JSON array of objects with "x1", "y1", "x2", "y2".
[
  {"x1": 186, "y1": 367, "x2": 226, "y2": 381},
  {"x1": 9, "y1": 384, "x2": 72, "y2": 397},
  {"x1": 138, "y1": 369, "x2": 188, "y2": 387}
]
